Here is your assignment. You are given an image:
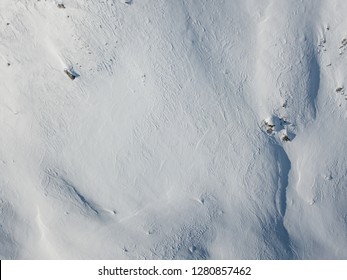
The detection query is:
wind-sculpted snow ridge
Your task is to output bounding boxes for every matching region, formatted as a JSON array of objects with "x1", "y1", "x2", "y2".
[{"x1": 0, "y1": 0, "x2": 347, "y2": 259}]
